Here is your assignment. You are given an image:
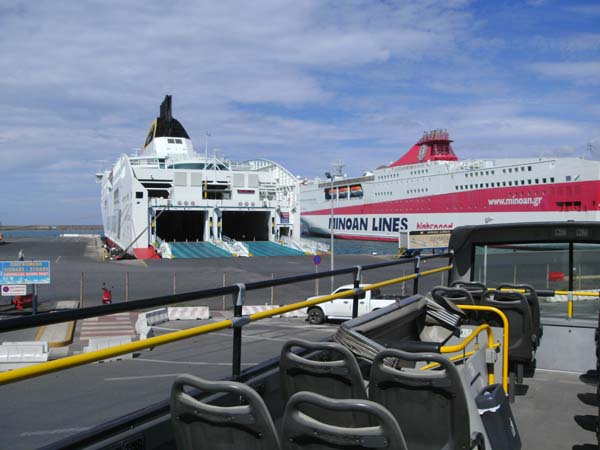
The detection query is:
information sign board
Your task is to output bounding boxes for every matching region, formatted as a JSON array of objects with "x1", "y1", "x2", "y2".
[
  {"x1": 0, "y1": 261, "x2": 51, "y2": 285},
  {"x1": 1, "y1": 284, "x2": 27, "y2": 296},
  {"x1": 313, "y1": 254, "x2": 322, "y2": 265}
]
